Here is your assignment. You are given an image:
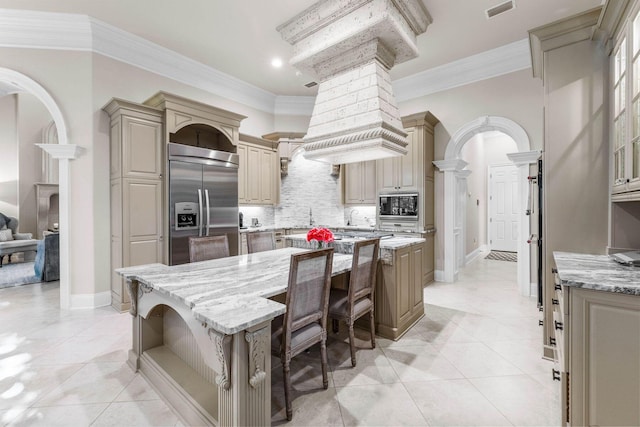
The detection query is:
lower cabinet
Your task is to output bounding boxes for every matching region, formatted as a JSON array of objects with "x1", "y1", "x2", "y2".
[
  {"x1": 240, "y1": 229, "x2": 285, "y2": 254},
  {"x1": 554, "y1": 284, "x2": 640, "y2": 426},
  {"x1": 375, "y1": 241, "x2": 425, "y2": 340}
]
